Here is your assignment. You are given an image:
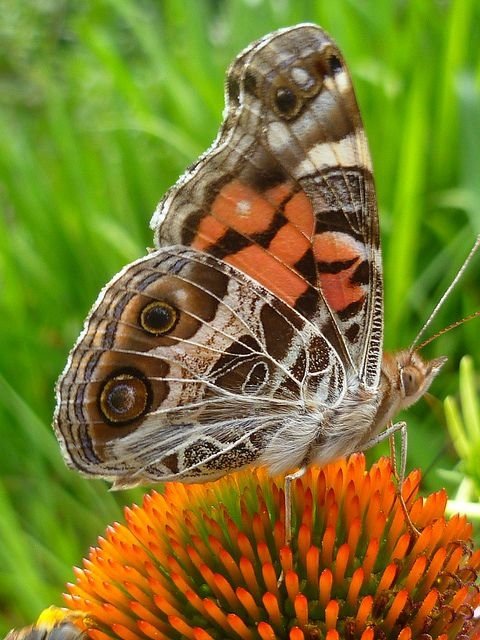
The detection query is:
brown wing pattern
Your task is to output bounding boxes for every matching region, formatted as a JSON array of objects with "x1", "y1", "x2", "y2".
[
  {"x1": 55, "y1": 247, "x2": 346, "y2": 485},
  {"x1": 152, "y1": 24, "x2": 383, "y2": 387}
]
